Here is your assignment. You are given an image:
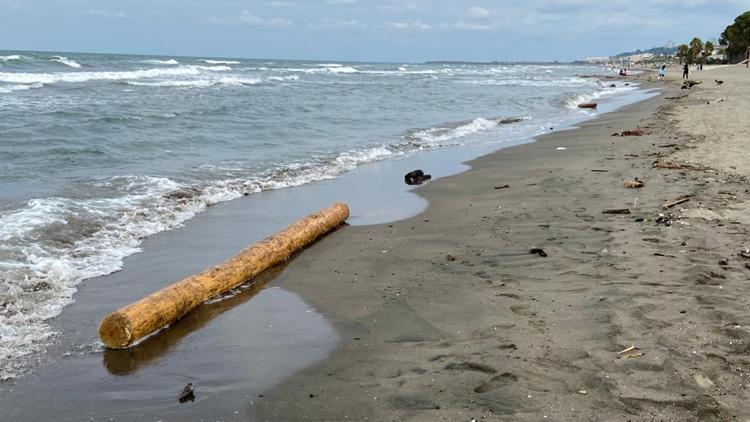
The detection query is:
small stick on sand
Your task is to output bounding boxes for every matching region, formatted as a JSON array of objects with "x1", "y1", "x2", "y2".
[
  {"x1": 617, "y1": 346, "x2": 636, "y2": 355},
  {"x1": 603, "y1": 209, "x2": 631, "y2": 215},
  {"x1": 662, "y1": 197, "x2": 691, "y2": 209}
]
